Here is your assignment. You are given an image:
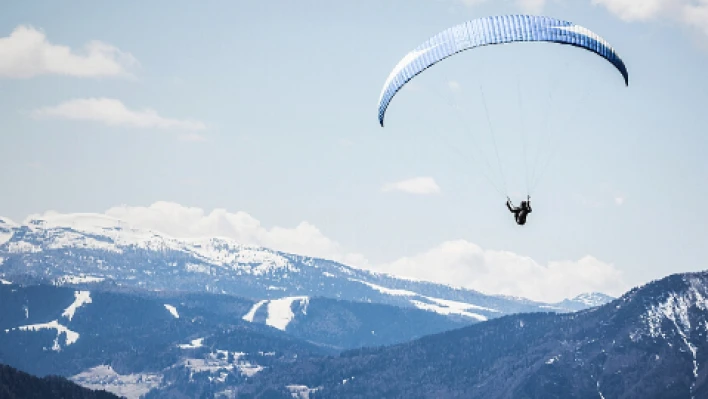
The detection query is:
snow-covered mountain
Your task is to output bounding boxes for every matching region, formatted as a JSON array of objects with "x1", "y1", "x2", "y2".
[
  {"x1": 0, "y1": 213, "x2": 605, "y2": 323},
  {"x1": 552, "y1": 292, "x2": 615, "y2": 311}
]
